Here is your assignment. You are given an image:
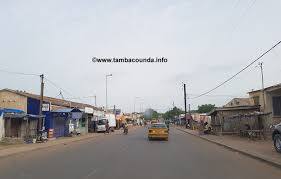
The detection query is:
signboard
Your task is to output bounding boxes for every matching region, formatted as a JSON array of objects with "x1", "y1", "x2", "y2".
[
  {"x1": 84, "y1": 107, "x2": 94, "y2": 114},
  {"x1": 115, "y1": 109, "x2": 121, "y2": 115},
  {"x1": 42, "y1": 103, "x2": 50, "y2": 112},
  {"x1": 91, "y1": 116, "x2": 98, "y2": 122},
  {"x1": 93, "y1": 110, "x2": 104, "y2": 117},
  {"x1": 72, "y1": 112, "x2": 82, "y2": 119}
]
